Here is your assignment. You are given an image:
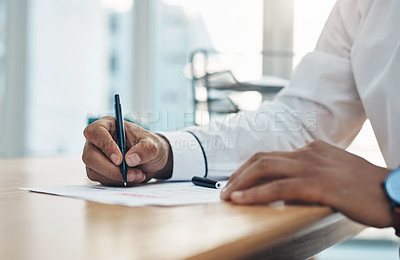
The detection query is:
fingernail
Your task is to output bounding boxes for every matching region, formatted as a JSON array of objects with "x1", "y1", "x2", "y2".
[
  {"x1": 127, "y1": 153, "x2": 141, "y2": 166},
  {"x1": 127, "y1": 173, "x2": 136, "y2": 182},
  {"x1": 111, "y1": 154, "x2": 120, "y2": 165},
  {"x1": 231, "y1": 191, "x2": 243, "y2": 201}
]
